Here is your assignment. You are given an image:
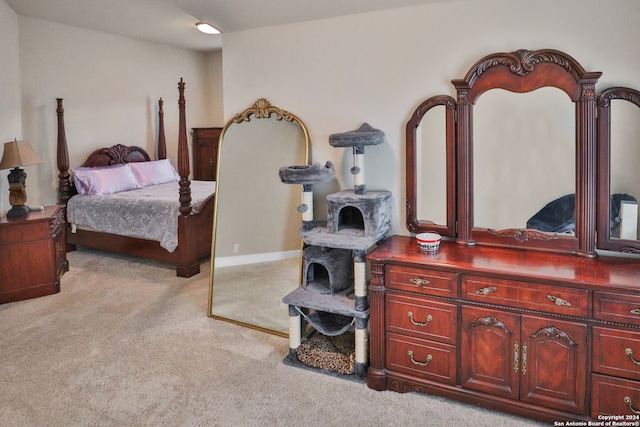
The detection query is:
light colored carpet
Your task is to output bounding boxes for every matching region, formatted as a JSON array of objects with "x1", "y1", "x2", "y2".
[
  {"x1": 212, "y1": 258, "x2": 300, "y2": 334},
  {"x1": 0, "y1": 248, "x2": 544, "y2": 427}
]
